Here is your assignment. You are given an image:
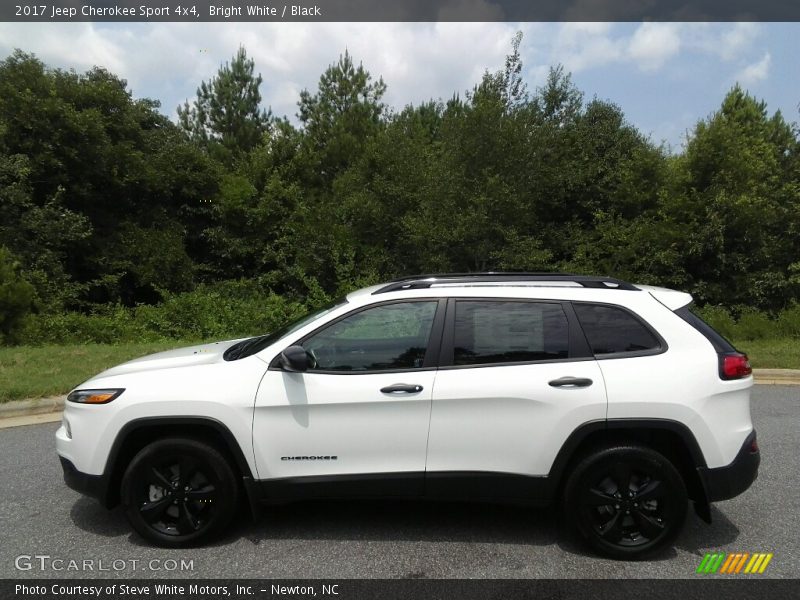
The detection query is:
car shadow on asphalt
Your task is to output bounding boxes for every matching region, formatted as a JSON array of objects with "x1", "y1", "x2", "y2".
[
  {"x1": 243, "y1": 500, "x2": 561, "y2": 547},
  {"x1": 675, "y1": 505, "x2": 741, "y2": 554},
  {"x1": 553, "y1": 505, "x2": 741, "y2": 561},
  {"x1": 69, "y1": 496, "x2": 741, "y2": 559},
  {"x1": 69, "y1": 495, "x2": 561, "y2": 547},
  {"x1": 69, "y1": 497, "x2": 131, "y2": 537}
]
